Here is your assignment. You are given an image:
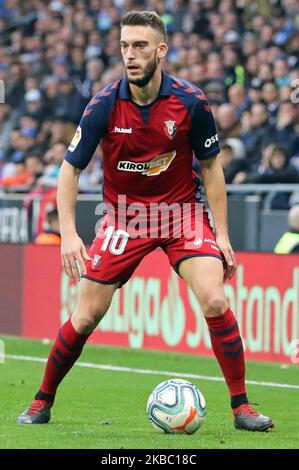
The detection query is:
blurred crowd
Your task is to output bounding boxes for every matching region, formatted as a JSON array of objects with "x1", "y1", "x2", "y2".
[{"x1": 0, "y1": 0, "x2": 299, "y2": 209}]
